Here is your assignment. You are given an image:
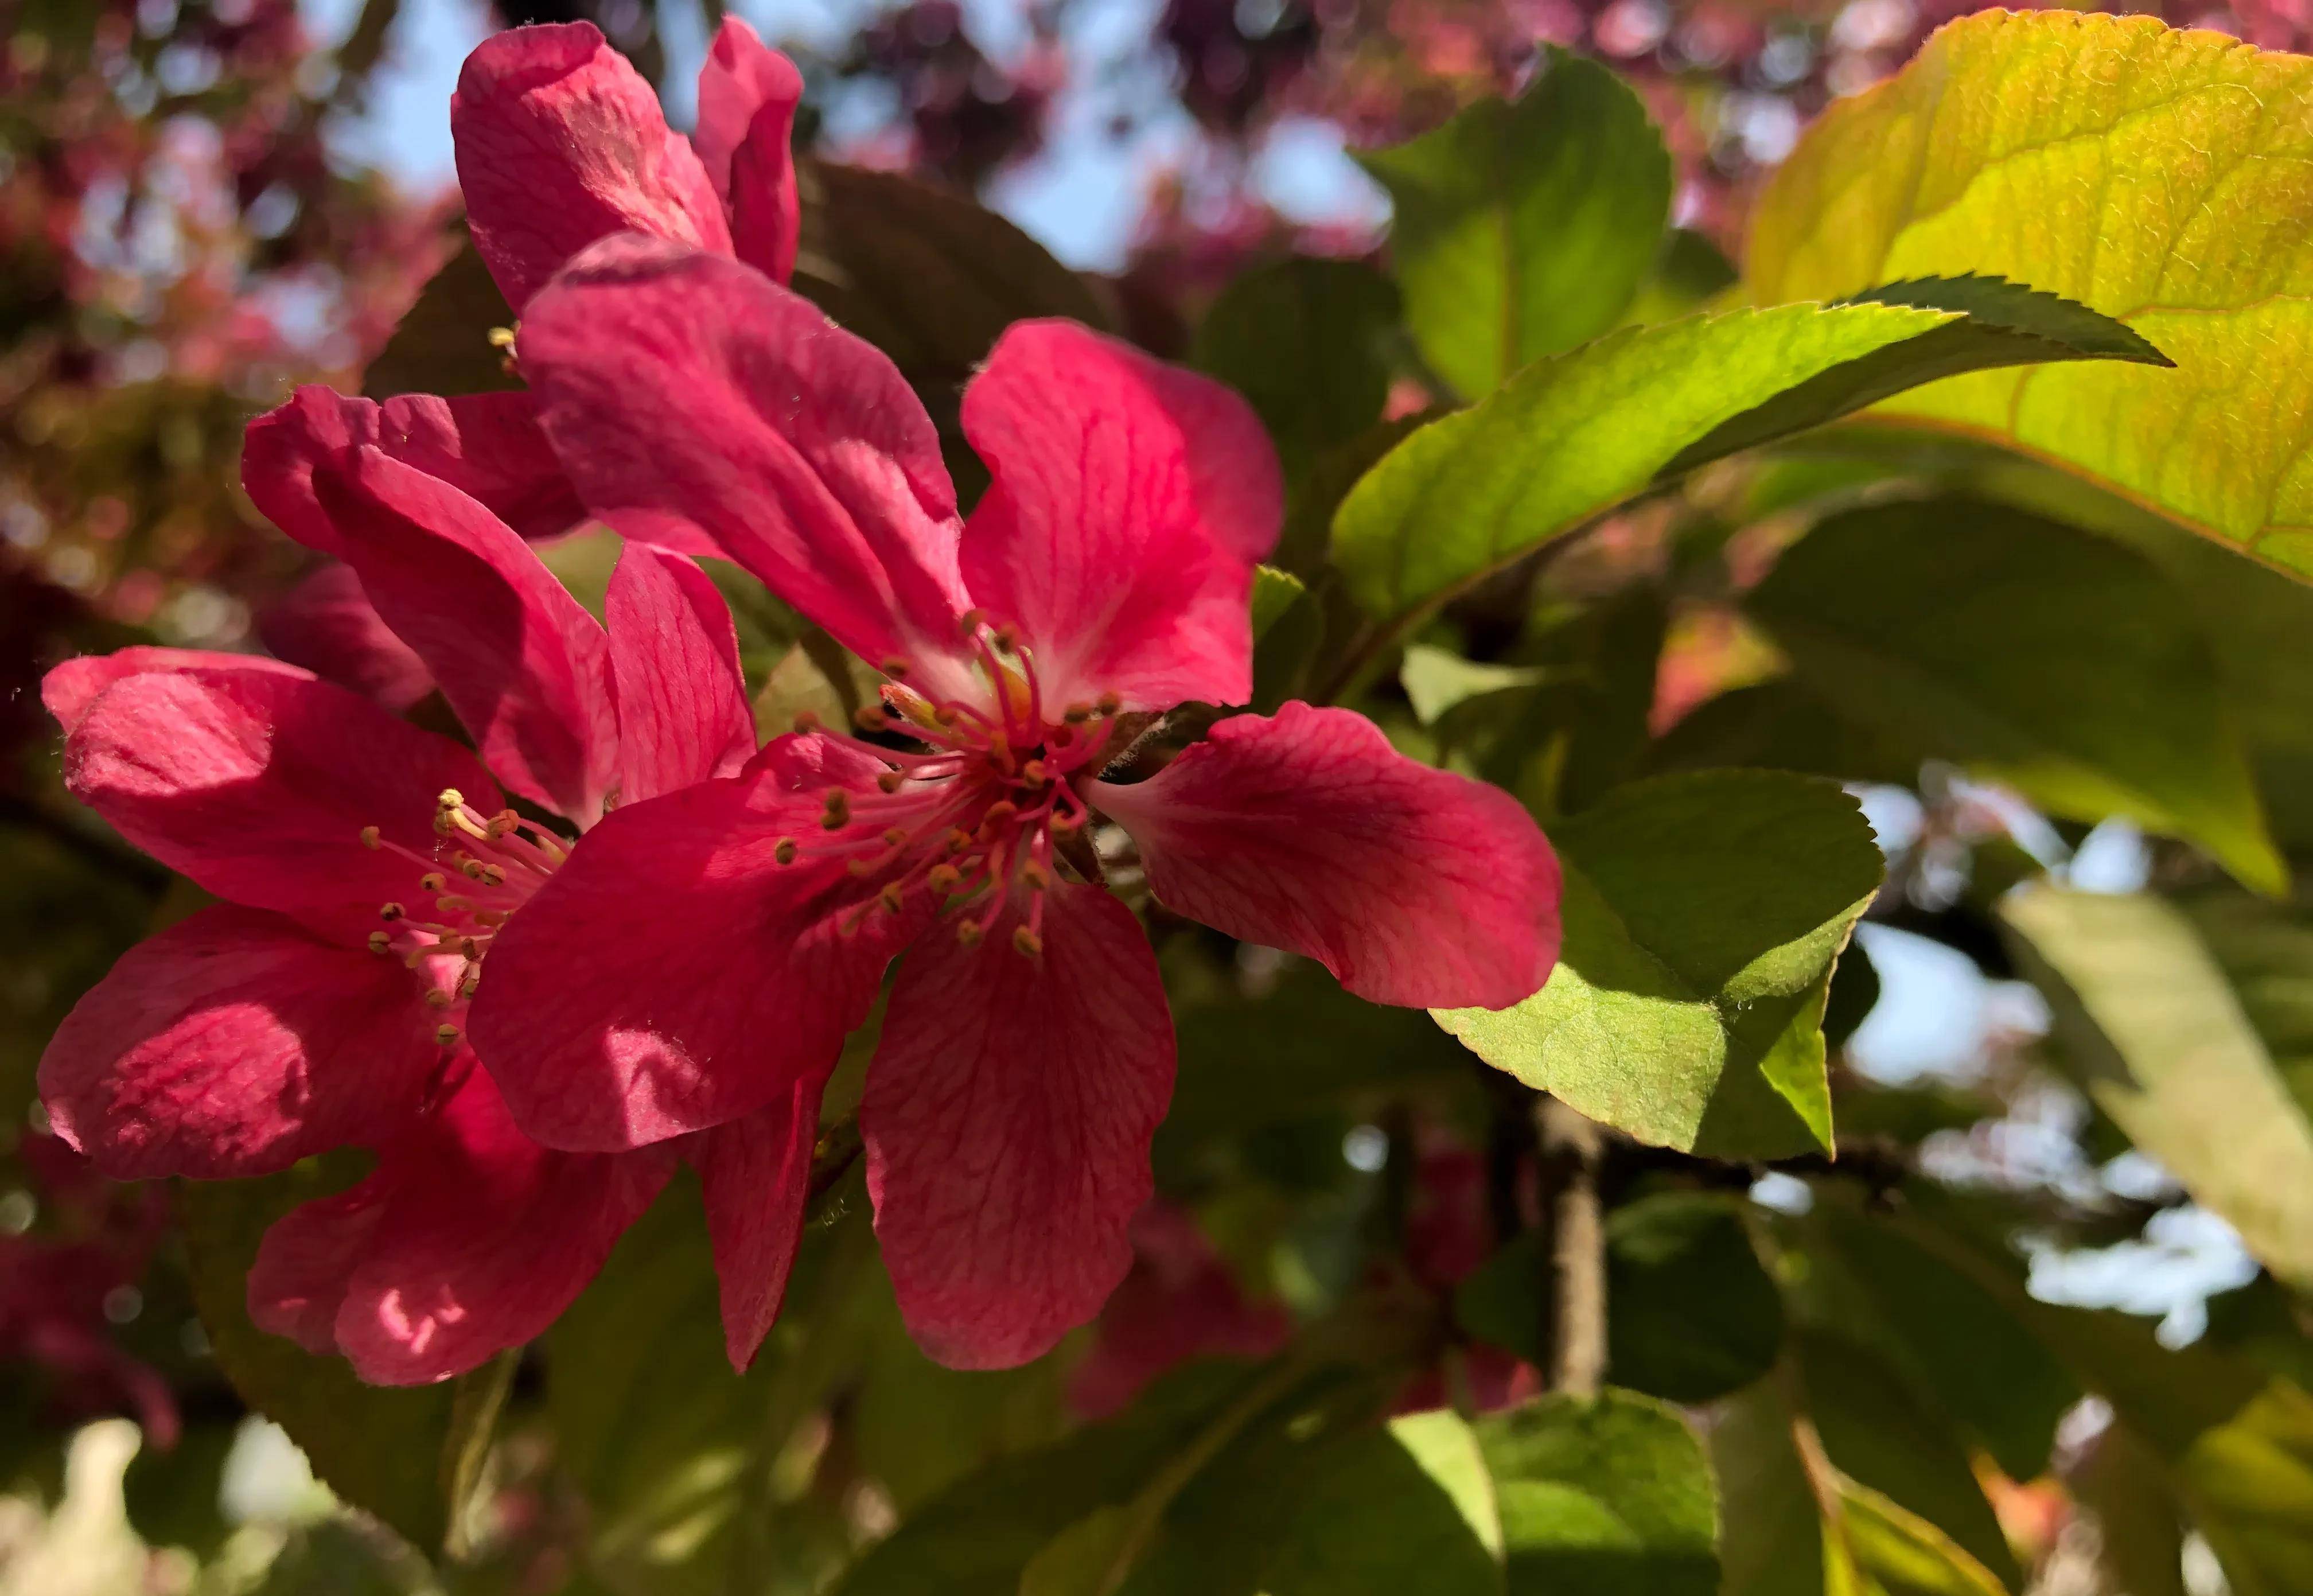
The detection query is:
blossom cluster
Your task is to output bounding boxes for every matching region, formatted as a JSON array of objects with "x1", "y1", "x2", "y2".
[{"x1": 38, "y1": 20, "x2": 1562, "y2": 1384}]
